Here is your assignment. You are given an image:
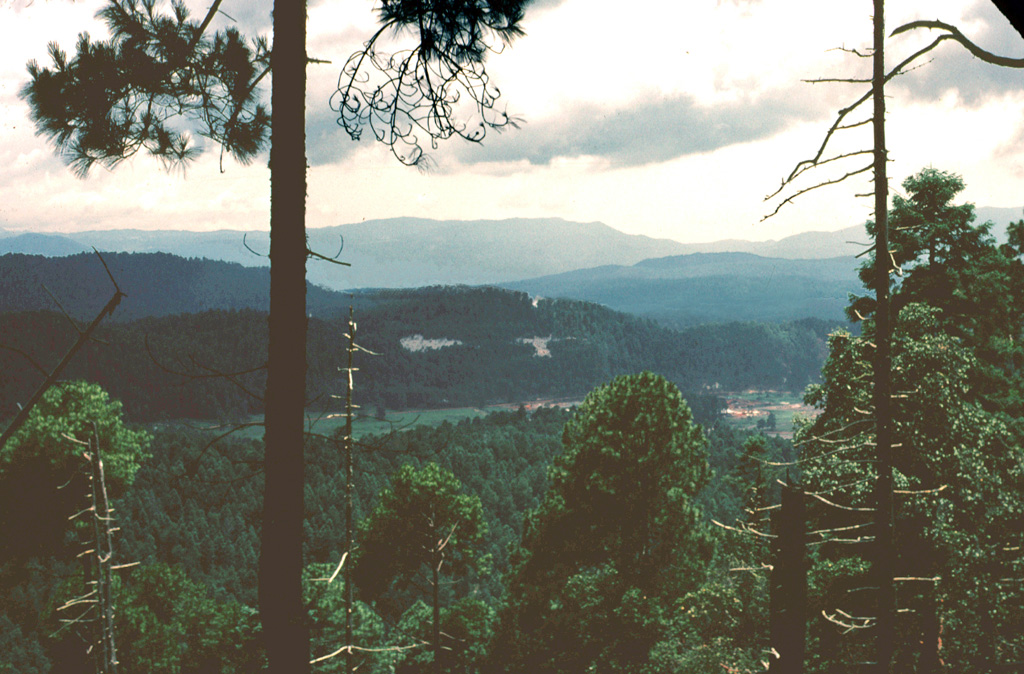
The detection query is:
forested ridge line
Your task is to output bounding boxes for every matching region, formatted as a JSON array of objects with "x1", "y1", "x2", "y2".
[{"x1": 0, "y1": 285, "x2": 841, "y2": 422}]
